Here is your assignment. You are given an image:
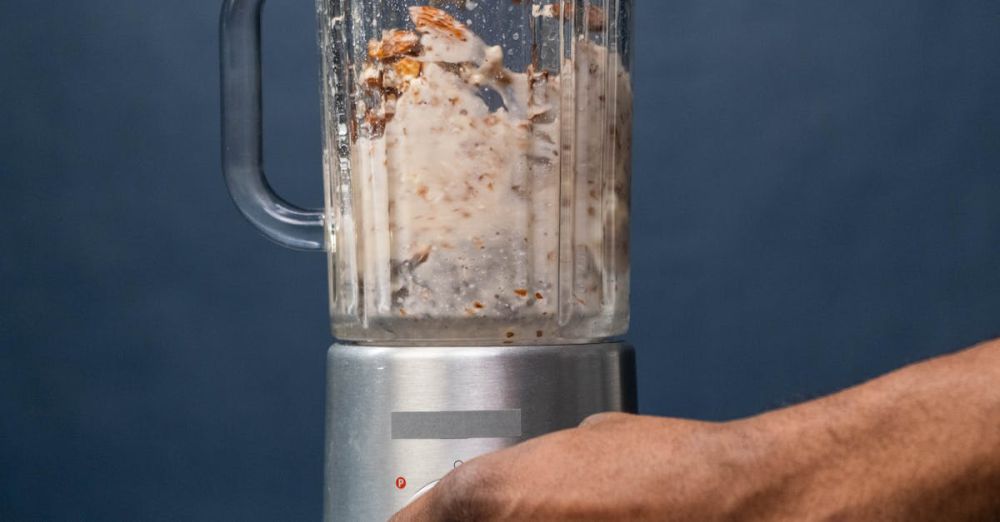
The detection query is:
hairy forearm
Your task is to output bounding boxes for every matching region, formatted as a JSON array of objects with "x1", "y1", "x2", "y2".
[
  {"x1": 392, "y1": 340, "x2": 1000, "y2": 522},
  {"x1": 741, "y1": 339, "x2": 1000, "y2": 520}
]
